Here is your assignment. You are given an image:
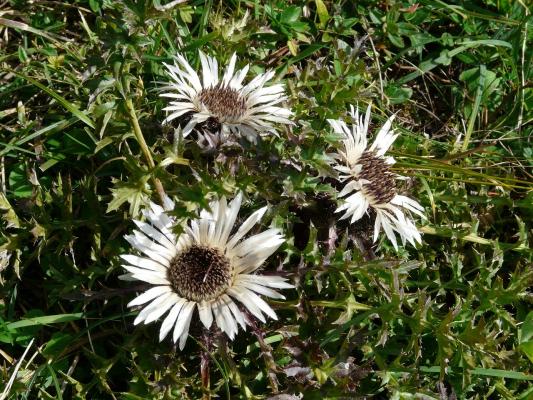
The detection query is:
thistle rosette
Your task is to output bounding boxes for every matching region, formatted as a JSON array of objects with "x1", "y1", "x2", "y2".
[
  {"x1": 161, "y1": 51, "x2": 292, "y2": 141},
  {"x1": 121, "y1": 193, "x2": 292, "y2": 349},
  {"x1": 328, "y1": 105, "x2": 426, "y2": 249}
]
